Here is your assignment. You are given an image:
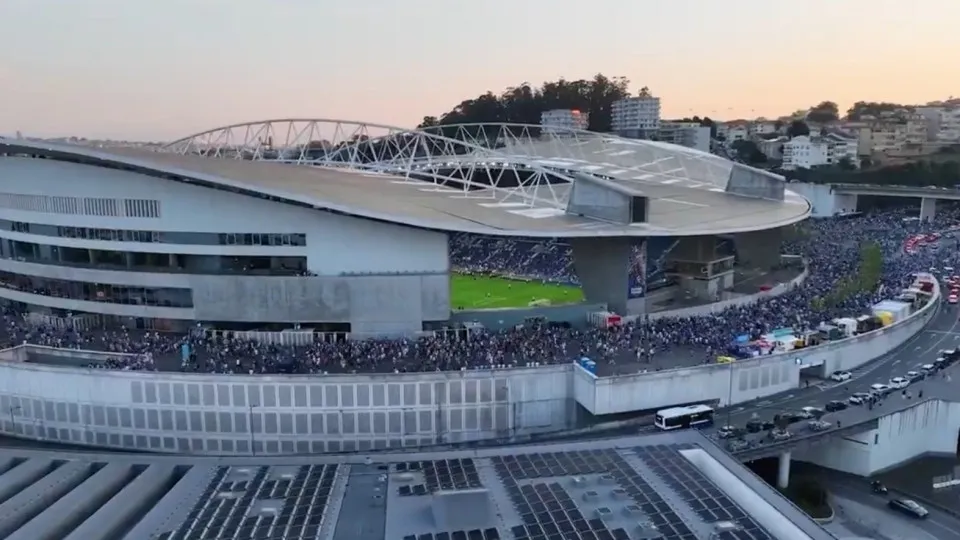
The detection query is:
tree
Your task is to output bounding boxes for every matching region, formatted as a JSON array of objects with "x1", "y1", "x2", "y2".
[
  {"x1": 786, "y1": 120, "x2": 810, "y2": 138},
  {"x1": 806, "y1": 101, "x2": 839, "y2": 124},
  {"x1": 417, "y1": 74, "x2": 633, "y2": 132},
  {"x1": 731, "y1": 140, "x2": 766, "y2": 164},
  {"x1": 419, "y1": 116, "x2": 439, "y2": 128},
  {"x1": 845, "y1": 101, "x2": 906, "y2": 120}
]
